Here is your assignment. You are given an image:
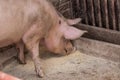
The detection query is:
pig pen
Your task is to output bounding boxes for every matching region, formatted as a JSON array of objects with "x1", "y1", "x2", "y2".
[
  {"x1": 0, "y1": 36, "x2": 120, "y2": 80},
  {"x1": 0, "y1": 0, "x2": 120, "y2": 80}
]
